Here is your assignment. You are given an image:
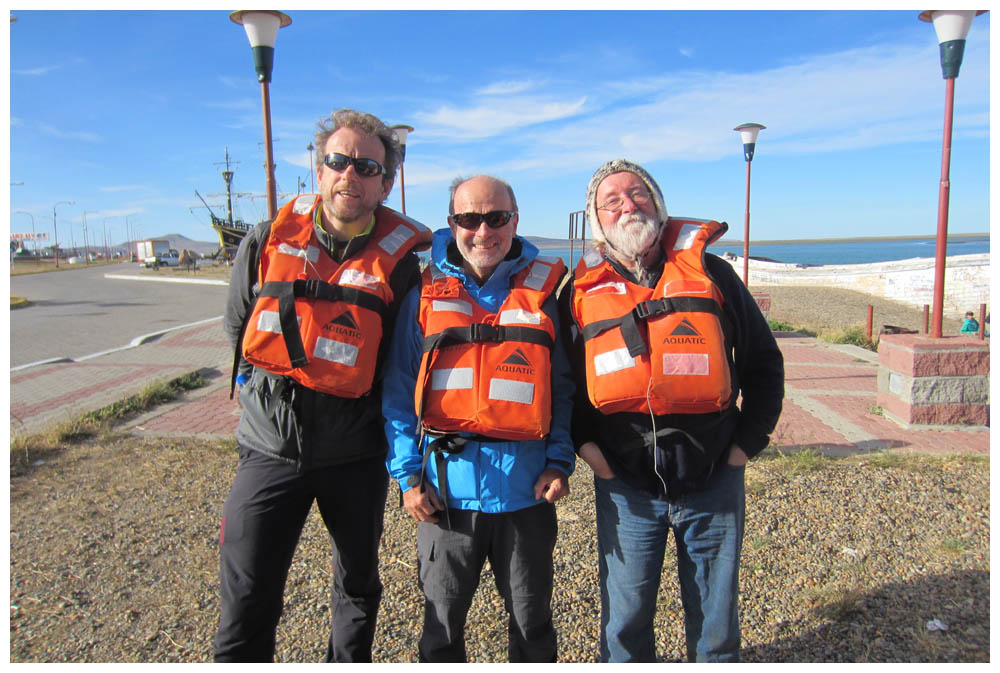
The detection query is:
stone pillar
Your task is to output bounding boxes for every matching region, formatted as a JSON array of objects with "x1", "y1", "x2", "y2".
[{"x1": 877, "y1": 333, "x2": 989, "y2": 427}]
